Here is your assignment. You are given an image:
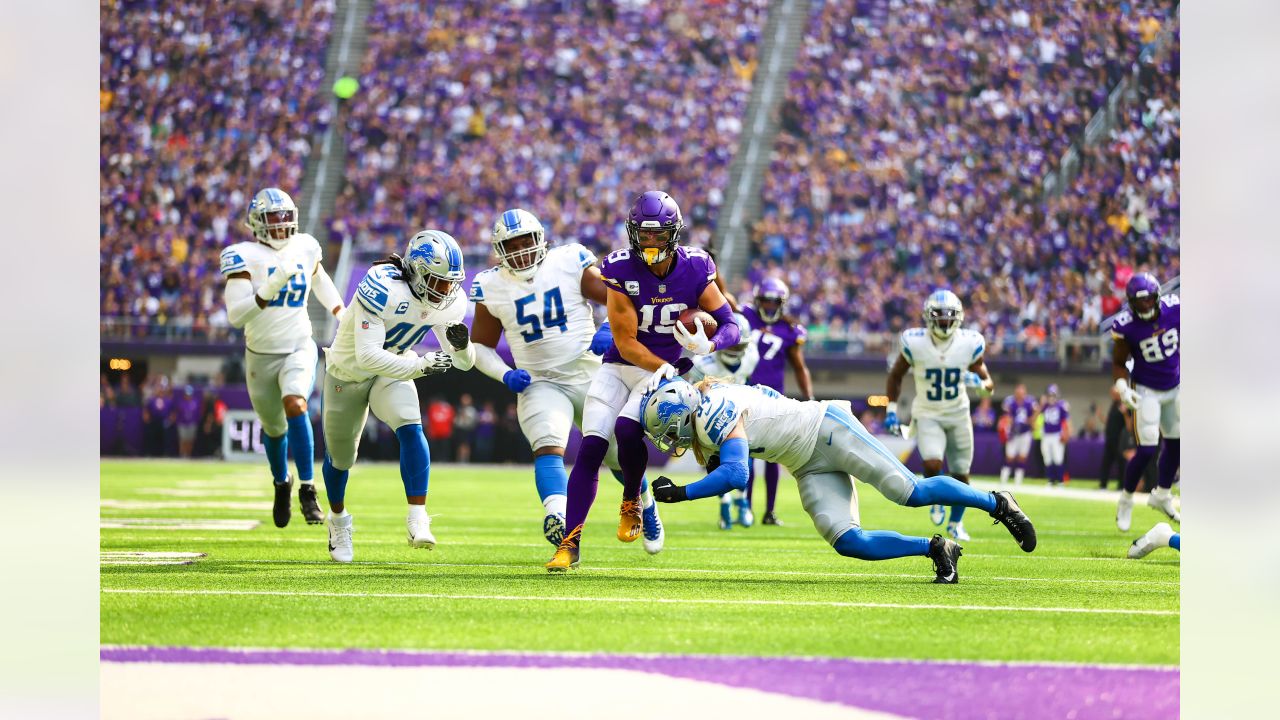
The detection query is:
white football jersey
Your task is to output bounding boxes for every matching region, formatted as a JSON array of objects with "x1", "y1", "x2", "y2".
[
  {"x1": 686, "y1": 336, "x2": 761, "y2": 384},
  {"x1": 220, "y1": 233, "x2": 324, "y2": 353},
  {"x1": 325, "y1": 263, "x2": 467, "y2": 383},
  {"x1": 693, "y1": 382, "x2": 826, "y2": 469},
  {"x1": 900, "y1": 327, "x2": 986, "y2": 418},
  {"x1": 469, "y1": 244, "x2": 600, "y2": 382}
]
